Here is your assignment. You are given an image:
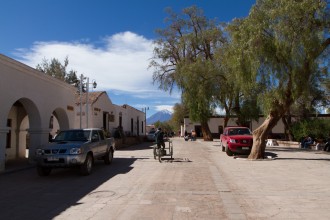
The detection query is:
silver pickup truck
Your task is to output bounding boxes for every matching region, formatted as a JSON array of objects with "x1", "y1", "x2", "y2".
[{"x1": 35, "y1": 128, "x2": 115, "y2": 176}]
